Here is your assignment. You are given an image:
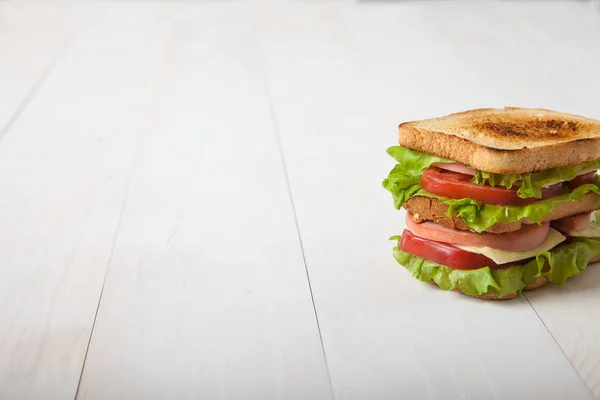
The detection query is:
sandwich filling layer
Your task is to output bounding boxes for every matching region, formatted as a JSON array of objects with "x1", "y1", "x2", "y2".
[
  {"x1": 392, "y1": 236, "x2": 600, "y2": 298},
  {"x1": 394, "y1": 212, "x2": 600, "y2": 297},
  {"x1": 383, "y1": 145, "x2": 600, "y2": 296},
  {"x1": 383, "y1": 146, "x2": 600, "y2": 232}
]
